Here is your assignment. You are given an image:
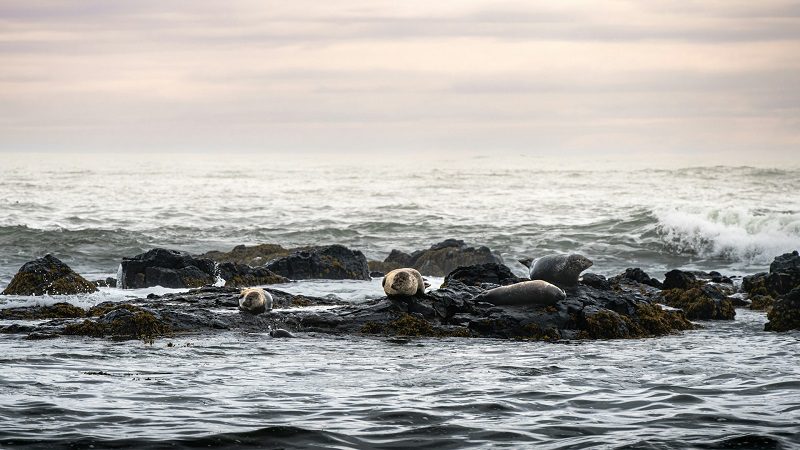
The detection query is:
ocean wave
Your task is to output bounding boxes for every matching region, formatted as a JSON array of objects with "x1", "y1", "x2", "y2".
[{"x1": 653, "y1": 207, "x2": 800, "y2": 265}]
